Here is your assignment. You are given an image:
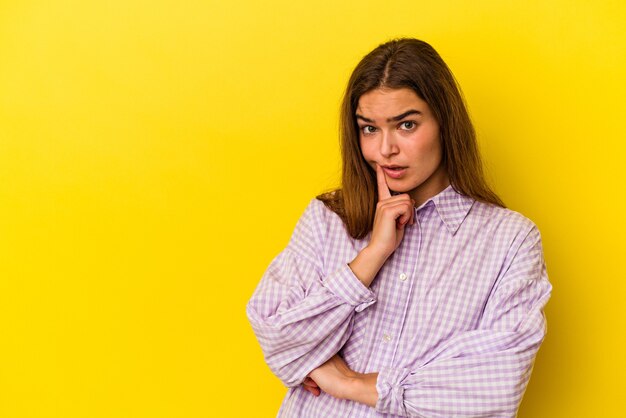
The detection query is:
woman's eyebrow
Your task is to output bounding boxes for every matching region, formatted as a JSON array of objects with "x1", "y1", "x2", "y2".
[{"x1": 356, "y1": 109, "x2": 422, "y2": 123}]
